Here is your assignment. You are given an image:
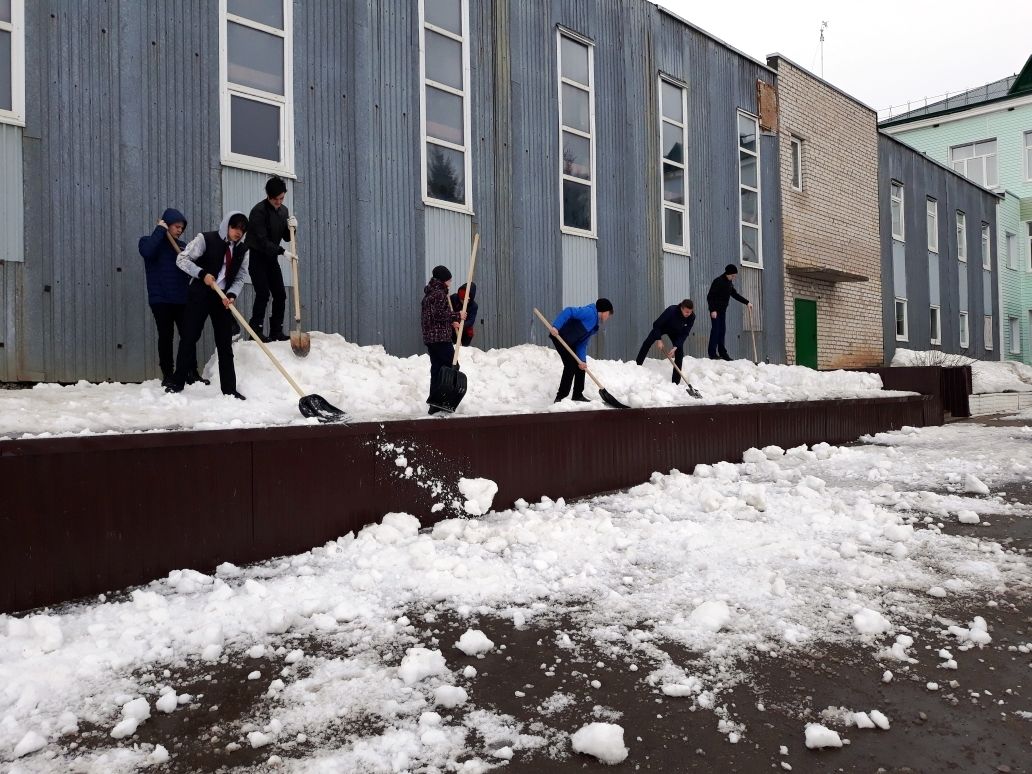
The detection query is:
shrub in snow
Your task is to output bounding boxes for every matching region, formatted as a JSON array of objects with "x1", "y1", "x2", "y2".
[
  {"x1": 804, "y1": 723, "x2": 843, "y2": 749},
  {"x1": 570, "y1": 722, "x2": 629, "y2": 765},
  {"x1": 455, "y1": 629, "x2": 495, "y2": 656},
  {"x1": 458, "y1": 478, "x2": 499, "y2": 515},
  {"x1": 398, "y1": 647, "x2": 448, "y2": 685},
  {"x1": 852, "y1": 608, "x2": 891, "y2": 636}
]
